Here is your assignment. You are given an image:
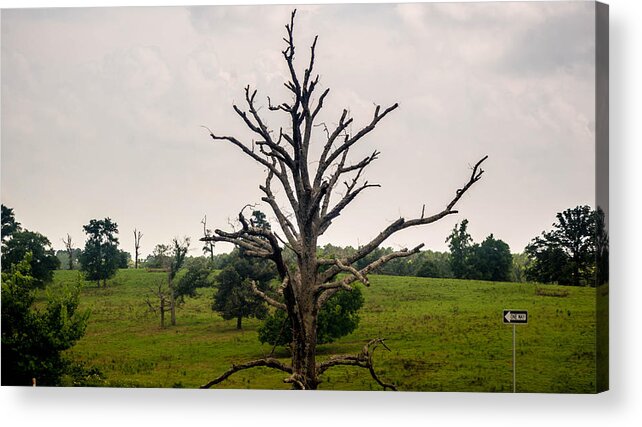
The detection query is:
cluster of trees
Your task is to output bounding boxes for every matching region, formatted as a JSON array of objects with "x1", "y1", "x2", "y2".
[
  {"x1": 446, "y1": 219, "x2": 513, "y2": 282},
  {"x1": 2, "y1": 205, "x2": 60, "y2": 287},
  {"x1": 1, "y1": 205, "x2": 93, "y2": 386},
  {"x1": 144, "y1": 237, "x2": 213, "y2": 328},
  {"x1": 524, "y1": 205, "x2": 608, "y2": 287}
]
